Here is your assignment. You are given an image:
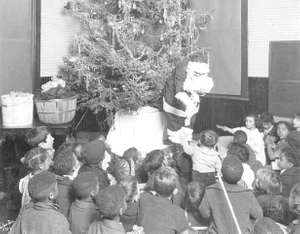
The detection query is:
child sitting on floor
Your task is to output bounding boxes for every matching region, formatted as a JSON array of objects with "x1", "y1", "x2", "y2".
[
  {"x1": 78, "y1": 139, "x2": 110, "y2": 191},
  {"x1": 53, "y1": 149, "x2": 79, "y2": 217},
  {"x1": 252, "y1": 168, "x2": 282, "y2": 209},
  {"x1": 217, "y1": 113, "x2": 266, "y2": 166},
  {"x1": 118, "y1": 175, "x2": 140, "y2": 232},
  {"x1": 181, "y1": 129, "x2": 221, "y2": 189},
  {"x1": 86, "y1": 185, "x2": 128, "y2": 234},
  {"x1": 19, "y1": 147, "x2": 54, "y2": 211},
  {"x1": 263, "y1": 195, "x2": 292, "y2": 234},
  {"x1": 137, "y1": 166, "x2": 189, "y2": 233},
  {"x1": 227, "y1": 142, "x2": 255, "y2": 190},
  {"x1": 68, "y1": 171, "x2": 101, "y2": 234},
  {"x1": 113, "y1": 147, "x2": 141, "y2": 182},
  {"x1": 184, "y1": 182, "x2": 210, "y2": 230},
  {"x1": 232, "y1": 130, "x2": 263, "y2": 173},
  {"x1": 9, "y1": 171, "x2": 71, "y2": 234},
  {"x1": 277, "y1": 147, "x2": 300, "y2": 197},
  {"x1": 199, "y1": 155, "x2": 263, "y2": 234},
  {"x1": 143, "y1": 149, "x2": 184, "y2": 207}
]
